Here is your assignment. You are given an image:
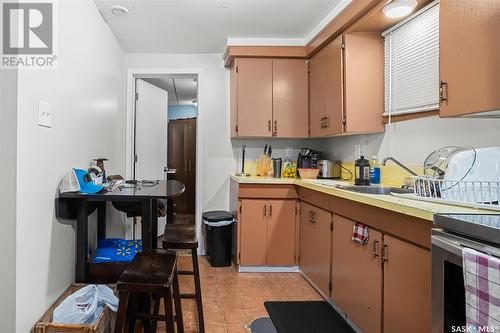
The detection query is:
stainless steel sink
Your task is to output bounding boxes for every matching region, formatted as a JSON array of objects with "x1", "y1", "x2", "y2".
[{"x1": 334, "y1": 185, "x2": 413, "y2": 195}]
